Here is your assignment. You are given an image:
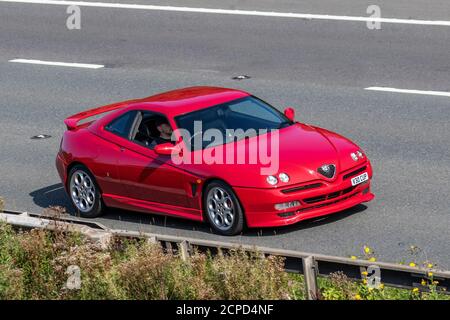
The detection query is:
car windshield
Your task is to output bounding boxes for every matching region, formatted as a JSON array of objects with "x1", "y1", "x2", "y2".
[{"x1": 175, "y1": 96, "x2": 292, "y2": 150}]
